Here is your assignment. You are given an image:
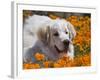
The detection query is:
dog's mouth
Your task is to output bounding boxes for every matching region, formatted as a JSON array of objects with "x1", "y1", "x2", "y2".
[{"x1": 54, "y1": 45, "x2": 69, "y2": 53}]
